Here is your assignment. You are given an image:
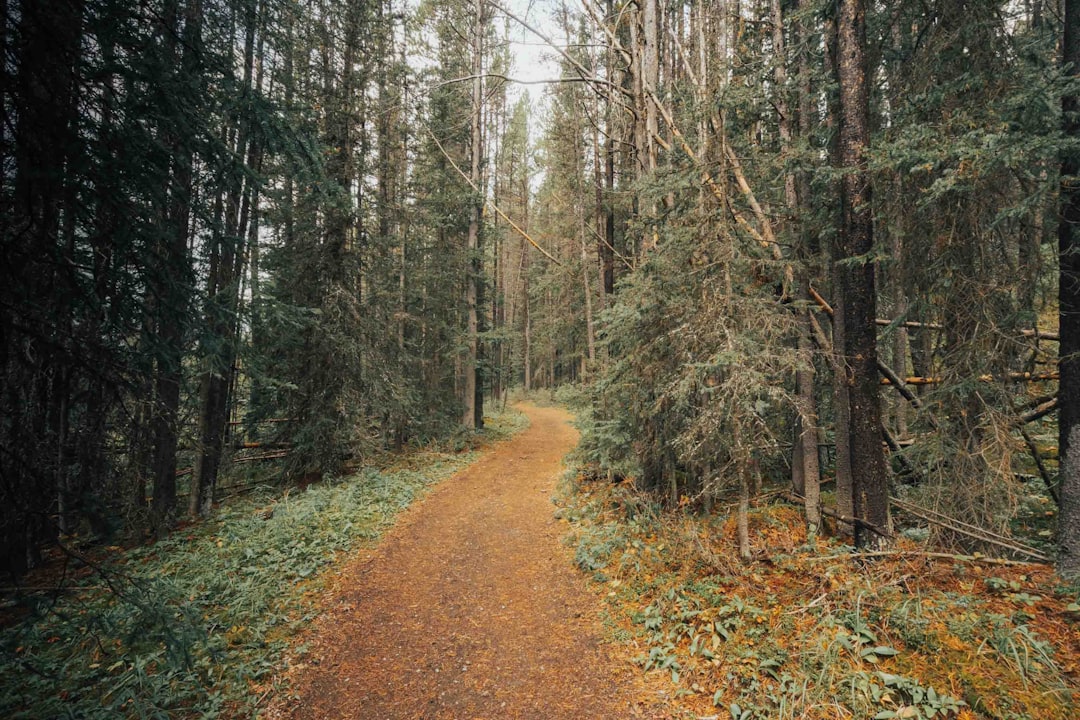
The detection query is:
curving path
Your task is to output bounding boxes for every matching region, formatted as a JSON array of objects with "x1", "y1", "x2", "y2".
[{"x1": 269, "y1": 404, "x2": 668, "y2": 720}]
